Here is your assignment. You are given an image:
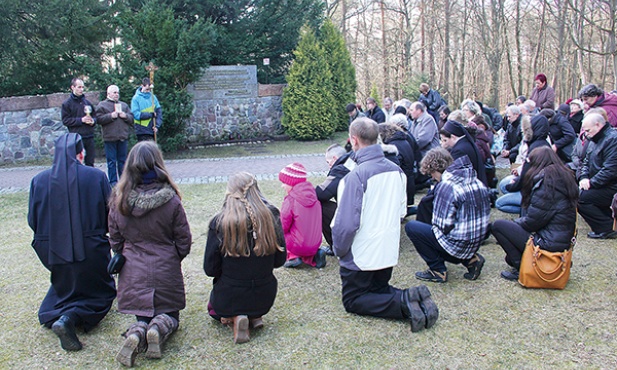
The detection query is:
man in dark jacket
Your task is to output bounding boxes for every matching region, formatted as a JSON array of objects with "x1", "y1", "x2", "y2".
[
  {"x1": 315, "y1": 144, "x2": 352, "y2": 254},
  {"x1": 61, "y1": 78, "x2": 97, "y2": 166},
  {"x1": 577, "y1": 113, "x2": 617, "y2": 239},
  {"x1": 418, "y1": 83, "x2": 445, "y2": 124},
  {"x1": 501, "y1": 105, "x2": 524, "y2": 164},
  {"x1": 95, "y1": 85, "x2": 134, "y2": 186},
  {"x1": 28, "y1": 133, "x2": 116, "y2": 351},
  {"x1": 365, "y1": 97, "x2": 386, "y2": 123}
]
